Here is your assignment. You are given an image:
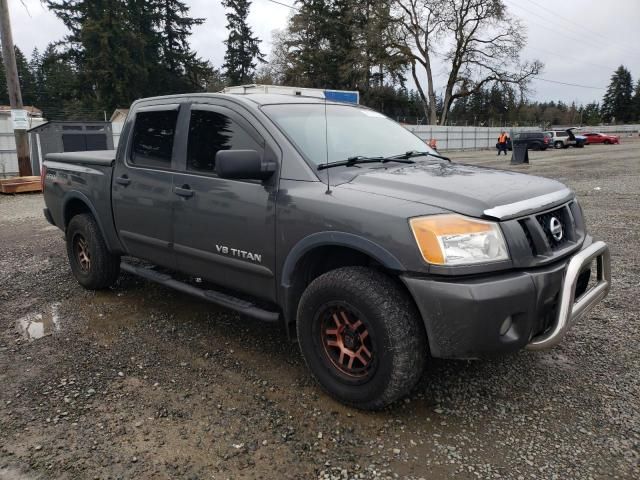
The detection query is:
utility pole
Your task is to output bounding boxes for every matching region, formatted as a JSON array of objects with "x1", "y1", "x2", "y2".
[{"x1": 0, "y1": 0, "x2": 32, "y2": 176}]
